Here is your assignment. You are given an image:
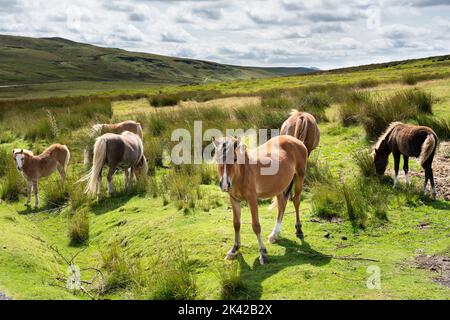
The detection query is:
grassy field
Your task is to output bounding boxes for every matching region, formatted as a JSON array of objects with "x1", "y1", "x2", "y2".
[{"x1": 0, "y1": 59, "x2": 449, "y2": 300}]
